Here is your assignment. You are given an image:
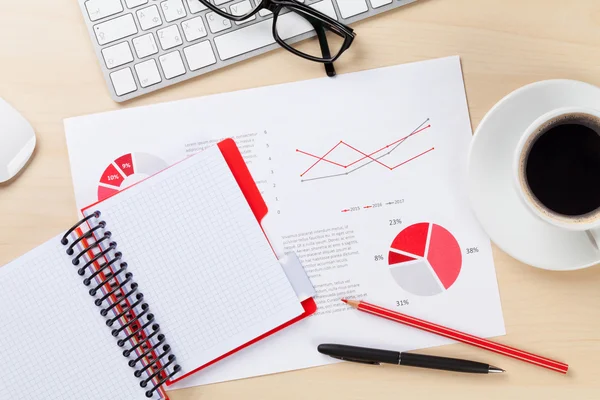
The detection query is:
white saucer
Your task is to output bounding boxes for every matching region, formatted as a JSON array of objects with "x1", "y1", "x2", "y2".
[{"x1": 468, "y1": 80, "x2": 600, "y2": 271}]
